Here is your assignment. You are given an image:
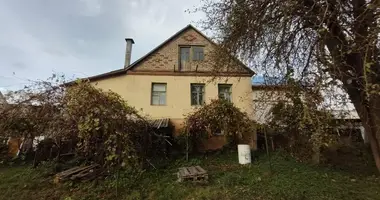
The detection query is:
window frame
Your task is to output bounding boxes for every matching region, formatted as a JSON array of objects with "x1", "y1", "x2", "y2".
[
  {"x1": 192, "y1": 46, "x2": 204, "y2": 61},
  {"x1": 179, "y1": 46, "x2": 191, "y2": 71},
  {"x1": 178, "y1": 45, "x2": 205, "y2": 71},
  {"x1": 218, "y1": 84, "x2": 232, "y2": 103},
  {"x1": 151, "y1": 83, "x2": 167, "y2": 106},
  {"x1": 190, "y1": 83, "x2": 205, "y2": 106}
]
